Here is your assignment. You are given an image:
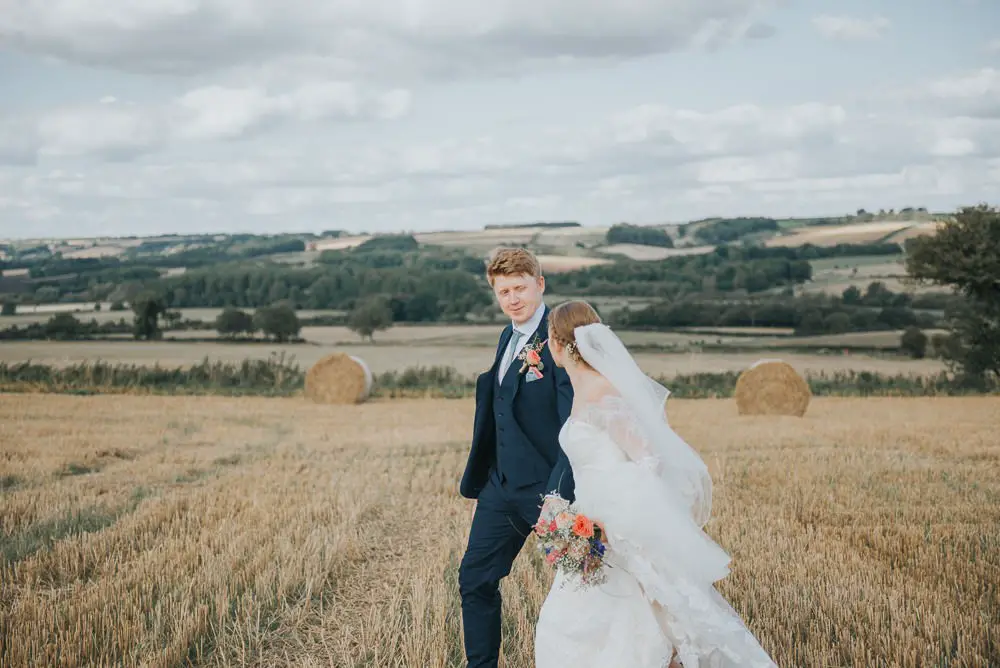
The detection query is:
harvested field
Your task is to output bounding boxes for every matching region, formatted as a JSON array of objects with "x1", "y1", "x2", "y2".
[
  {"x1": 0, "y1": 338, "x2": 948, "y2": 378},
  {"x1": 766, "y1": 221, "x2": 919, "y2": 247},
  {"x1": 534, "y1": 255, "x2": 613, "y2": 273},
  {"x1": 1, "y1": 394, "x2": 997, "y2": 667},
  {"x1": 884, "y1": 221, "x2": 943, "y2": 243},
  {"x1": 597, "y1": 244, "x2": 714, "y2": 261},
  {"x1": 310, "y1": 236, "x2": 368, "y2": 251}
]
